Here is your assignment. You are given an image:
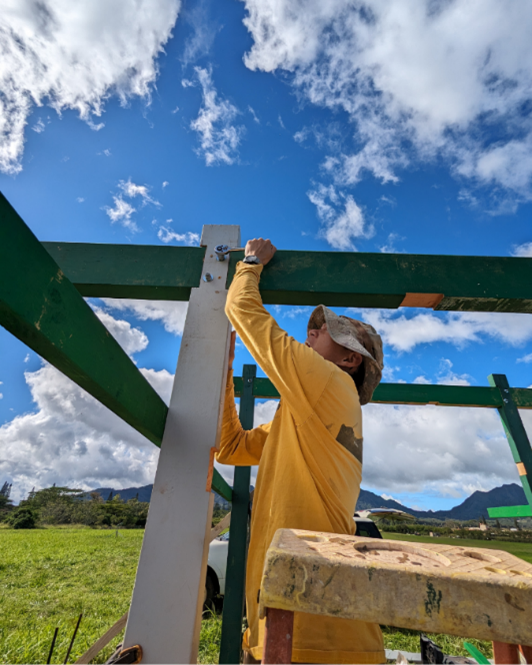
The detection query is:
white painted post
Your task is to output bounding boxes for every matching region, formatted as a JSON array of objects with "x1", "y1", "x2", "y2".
[{"x1": 122, "y1": 225, "x2": 240, "y2": 664}]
